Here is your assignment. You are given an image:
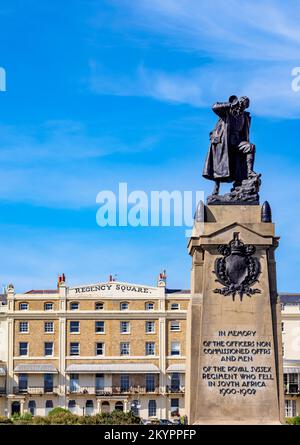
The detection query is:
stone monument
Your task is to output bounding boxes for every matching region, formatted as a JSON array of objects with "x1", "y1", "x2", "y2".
[{"x1": 185, "y1": 96, "x2": 284, "y2": 424}]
